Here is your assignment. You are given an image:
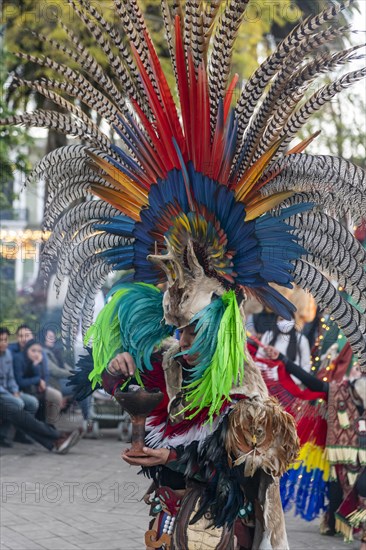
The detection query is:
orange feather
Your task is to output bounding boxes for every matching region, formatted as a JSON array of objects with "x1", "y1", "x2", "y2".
[
  {"x1": 286, "y1": 130, "x2": 321, "y2": 155},
  {"x1": 90, "y1": 185, "x2": 142, "y2": 221},
  {"x1": 245, "y1": 192, "x2": 294, "y2": 221},
  {"x1": 87, "y1": 152, "x2": 149, "y2": 203},
  {"x1": 235, "y1": 139, "x2": 283, "y2": 202}
]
